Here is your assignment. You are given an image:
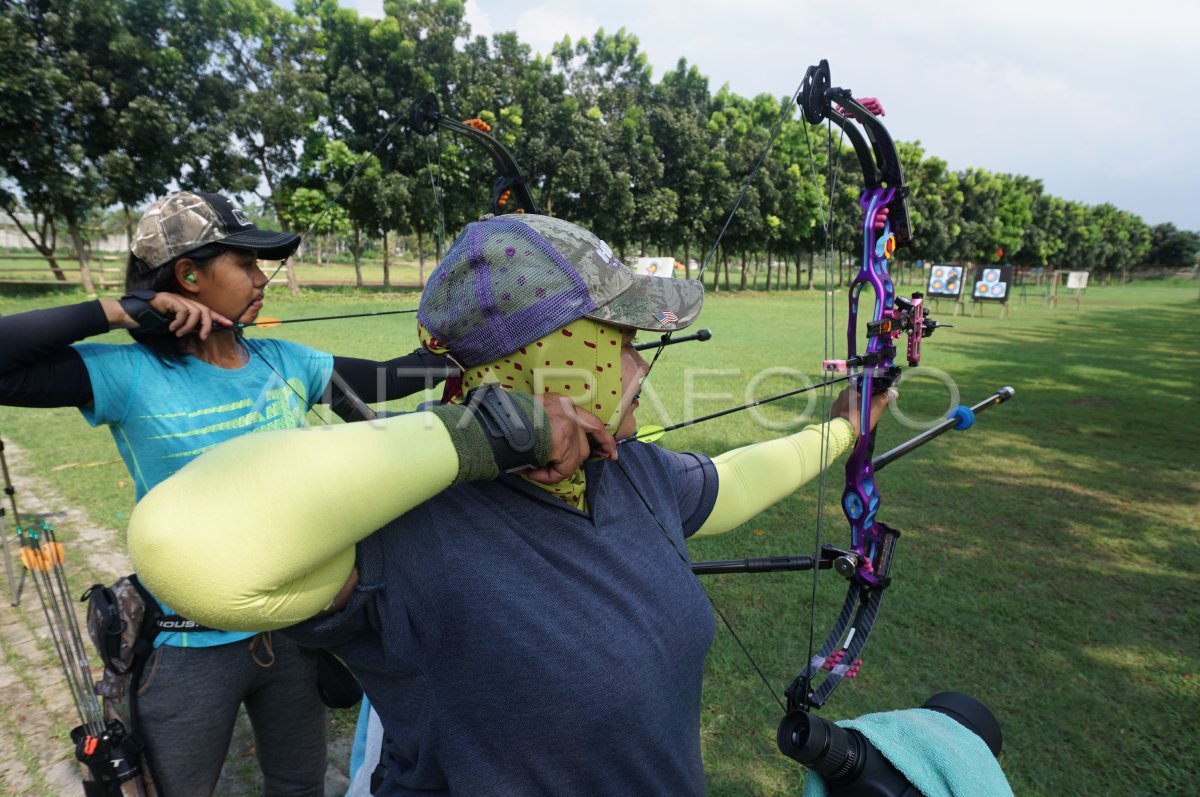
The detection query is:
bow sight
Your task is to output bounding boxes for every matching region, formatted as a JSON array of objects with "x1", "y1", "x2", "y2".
[
  {"x1": 864, "y1": 294, "x2": 950, "y2": 369},
  {"x1": 828, "y1": 292, "x2": 951, "y2": 378}
]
